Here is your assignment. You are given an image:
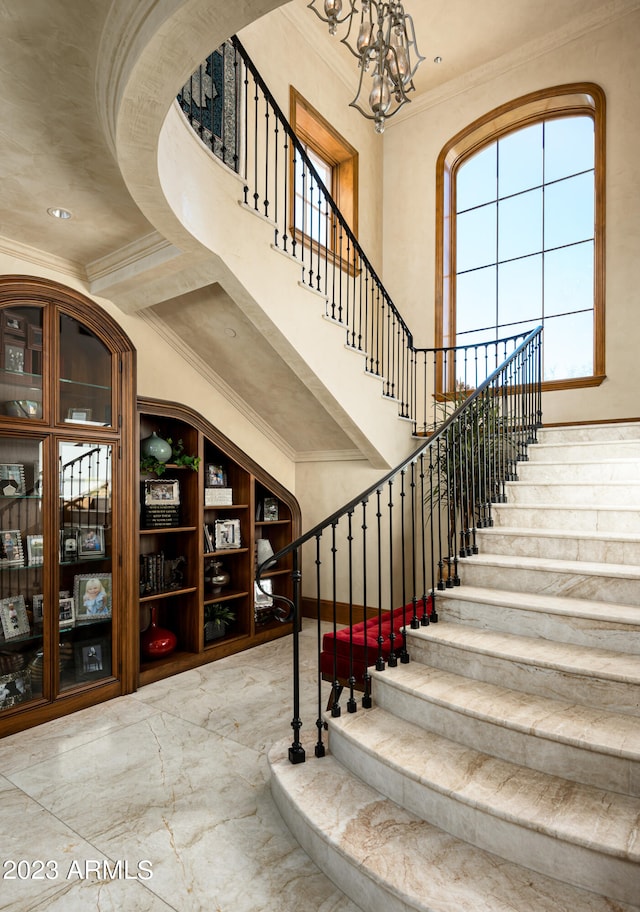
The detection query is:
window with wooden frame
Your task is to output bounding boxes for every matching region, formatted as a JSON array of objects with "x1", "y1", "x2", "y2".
[
  {"x1": 436, "y1": 84, "x2": 605, "y2": 392},
  {"x1": 290, "y1": 88, "x2": 359, "y2": 257}
]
